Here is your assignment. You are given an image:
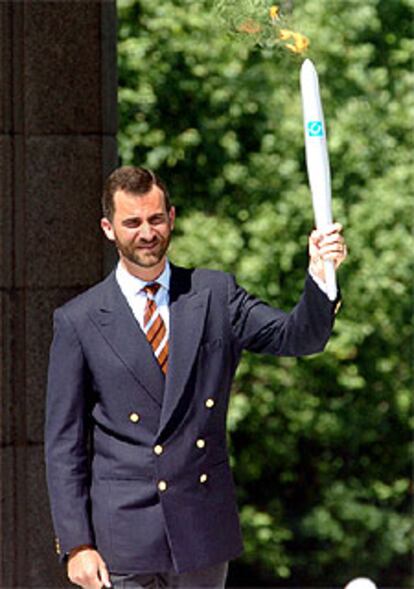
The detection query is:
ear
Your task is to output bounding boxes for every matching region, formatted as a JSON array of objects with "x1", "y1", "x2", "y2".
[
  {"x1": 169, "y1": 206, "x2": 176, "y2": 230},
  {"x1": 100, "y1": 217, "x2": 115, "y2": 242}
]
